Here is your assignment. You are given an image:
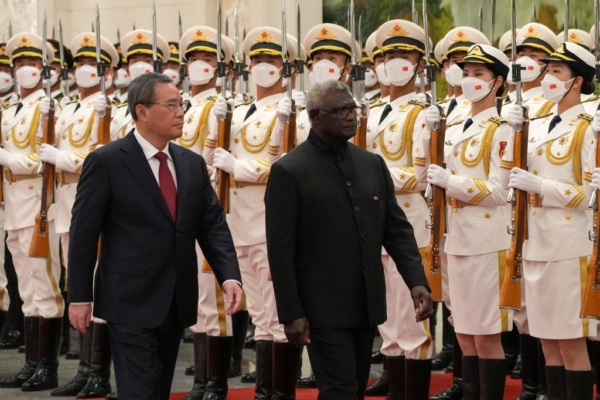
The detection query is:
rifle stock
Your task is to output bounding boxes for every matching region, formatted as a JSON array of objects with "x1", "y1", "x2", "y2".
[
  {"x1": 98, "y1": 97, "x2": 111, "y2": 145},
  {"x1": 354, "y1": 104, "x2": 368, "y2": 149},
  {"x1": 283, "y1": 100, "x2": 296, "y2": 153},
  {"x1": 216, "y1": 104, "x2": 232, "y2": 213},
  {"x1": 500, "y1": 109, "x2": 529, "y2": 310},
  {"x1": 580, "y1": 137, "x2": 600, "y2": 319},
  {"x1": 423, "y1": 107, "x2": 446, "y2": 301},
  {"x1": 29, "y1": 101, "x2": 56, "y2": 259}
]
